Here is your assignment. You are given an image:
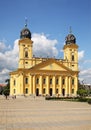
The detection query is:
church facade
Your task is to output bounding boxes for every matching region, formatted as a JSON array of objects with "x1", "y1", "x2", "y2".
[{"x1": 10, "y1": 25, "x2": 79, "y2": 97}]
